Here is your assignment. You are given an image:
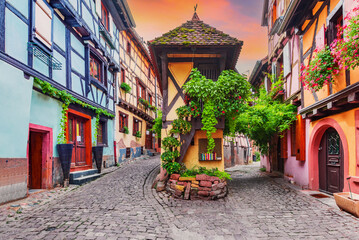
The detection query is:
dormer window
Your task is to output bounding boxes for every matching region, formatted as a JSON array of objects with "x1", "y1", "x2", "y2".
[{"x1": 101, "y1": 2, "x2": 109, "y2": 31}]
